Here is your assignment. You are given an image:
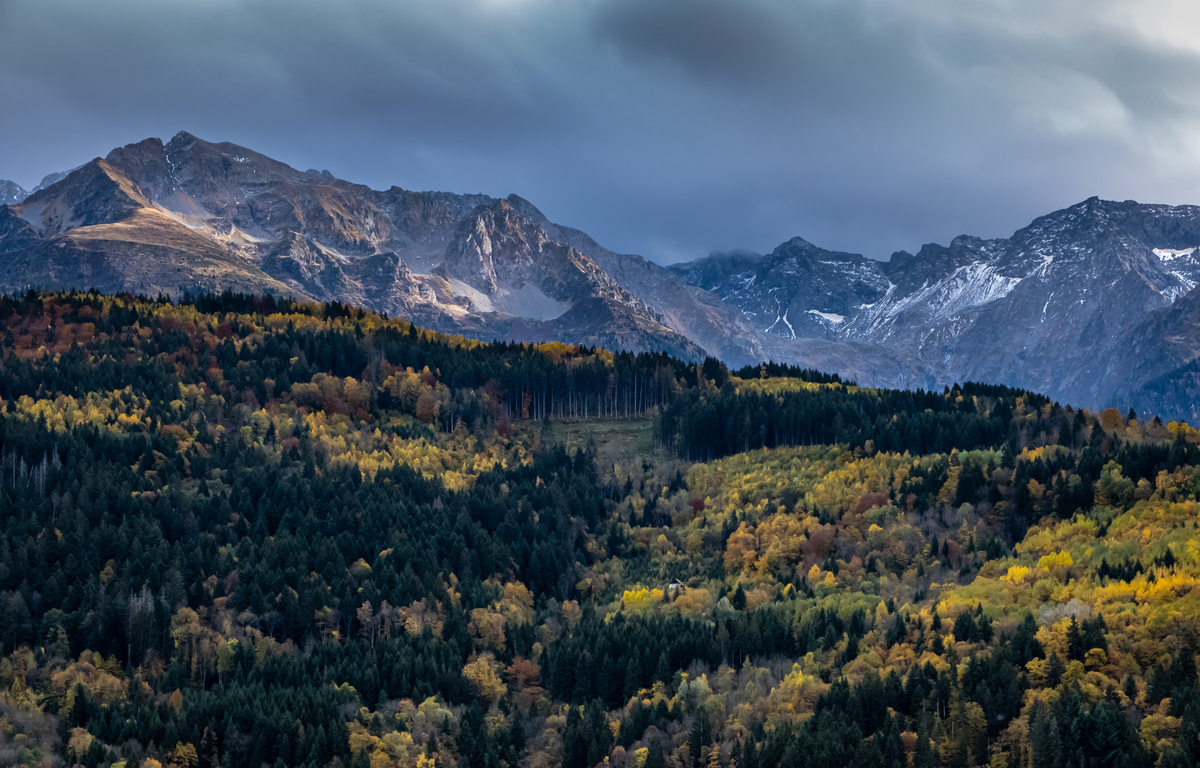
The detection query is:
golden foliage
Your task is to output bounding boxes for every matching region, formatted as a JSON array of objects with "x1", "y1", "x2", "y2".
[{"x1": 462, "y1": 653, "x2": 507, "y2": 706}]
